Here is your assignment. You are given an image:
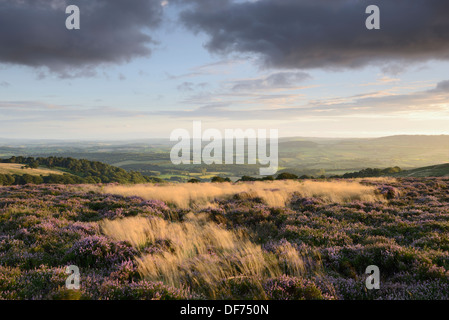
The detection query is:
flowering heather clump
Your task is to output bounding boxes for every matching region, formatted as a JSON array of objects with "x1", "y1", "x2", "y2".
[
  {"x1": 0, "y1": 184, "x2": 187, "y2": 300},
  {"x1": 1, "y1": 177, "x2": 449, "y2": 299},
  {"x1": 378, "y1": 185, "x2": 400, "y2": 199},
  {"x1": 65, "y1": 235, "x2": 137, "y2": 268},
  {"x1": 263, "y1": 275, "x2": 329, "y2": 300},
  {"x1": 0, "y1": 265, "x2": 68, "y2": 300},
  {"x1": 86, "y1": 277, "x2": 198, "y2": 300}
]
